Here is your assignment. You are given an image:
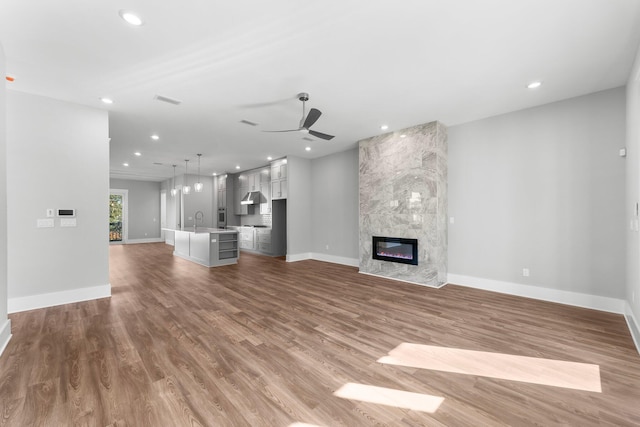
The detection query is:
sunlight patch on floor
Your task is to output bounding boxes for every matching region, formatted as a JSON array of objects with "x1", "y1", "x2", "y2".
[
  {"x1": 333, "y1": 382, "x2": 445, "y2": 413},
  {"x1": 378, "y1": 343, "x2": 601, "y2": 392}
]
